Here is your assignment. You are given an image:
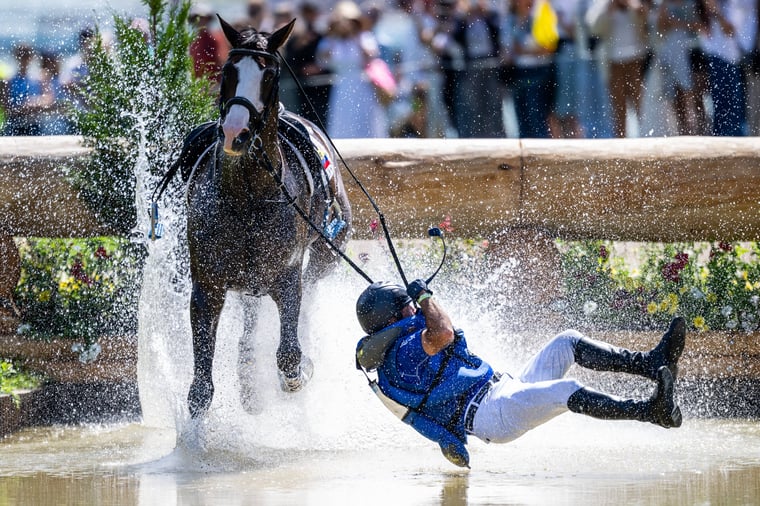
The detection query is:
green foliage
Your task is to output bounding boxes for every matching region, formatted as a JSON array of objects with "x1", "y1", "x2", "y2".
[
  {"x1": 13, "y1": 238, "x2": 144, "y2": 347},
  {"x1": 72, "y1": 0, "x2": 216, "y2": 232},
  {"x1": 559, "y1": 240, "x2": 760, "y2": 332},
  {"x1": 1, "y1": 359, "x2": 42, "y2": 406}
]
